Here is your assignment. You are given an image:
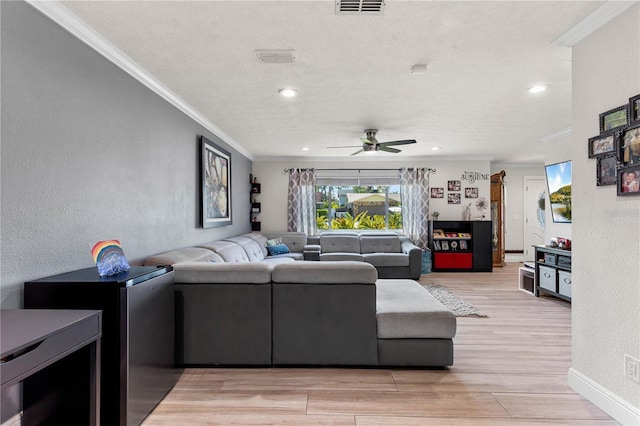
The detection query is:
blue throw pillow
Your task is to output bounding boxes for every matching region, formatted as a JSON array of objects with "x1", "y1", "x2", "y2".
[{"x1": 267, "y1": 244, "x2": 290, "y2": 256}]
